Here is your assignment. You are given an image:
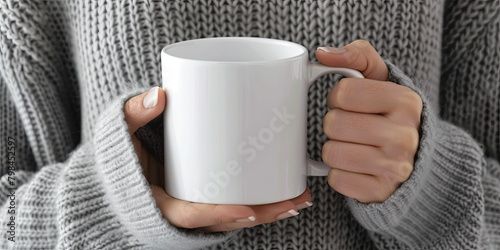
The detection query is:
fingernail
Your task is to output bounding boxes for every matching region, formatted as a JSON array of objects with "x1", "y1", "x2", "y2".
[
  {"x1": 276, "y1": 209, "x2": 299, "y2": 221},
  {"x1": 143, "y1": 87, "x2": 159, "y2": 109},
  {"x1": 296, "y1": 201, "x2": 313, "y2": 210},
  {"x1": 317, "y1": 47, "x2": 348, "y2": 54},
  {"x1": 235, "y1": 216, "x2": 256, "y2": 223}
]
